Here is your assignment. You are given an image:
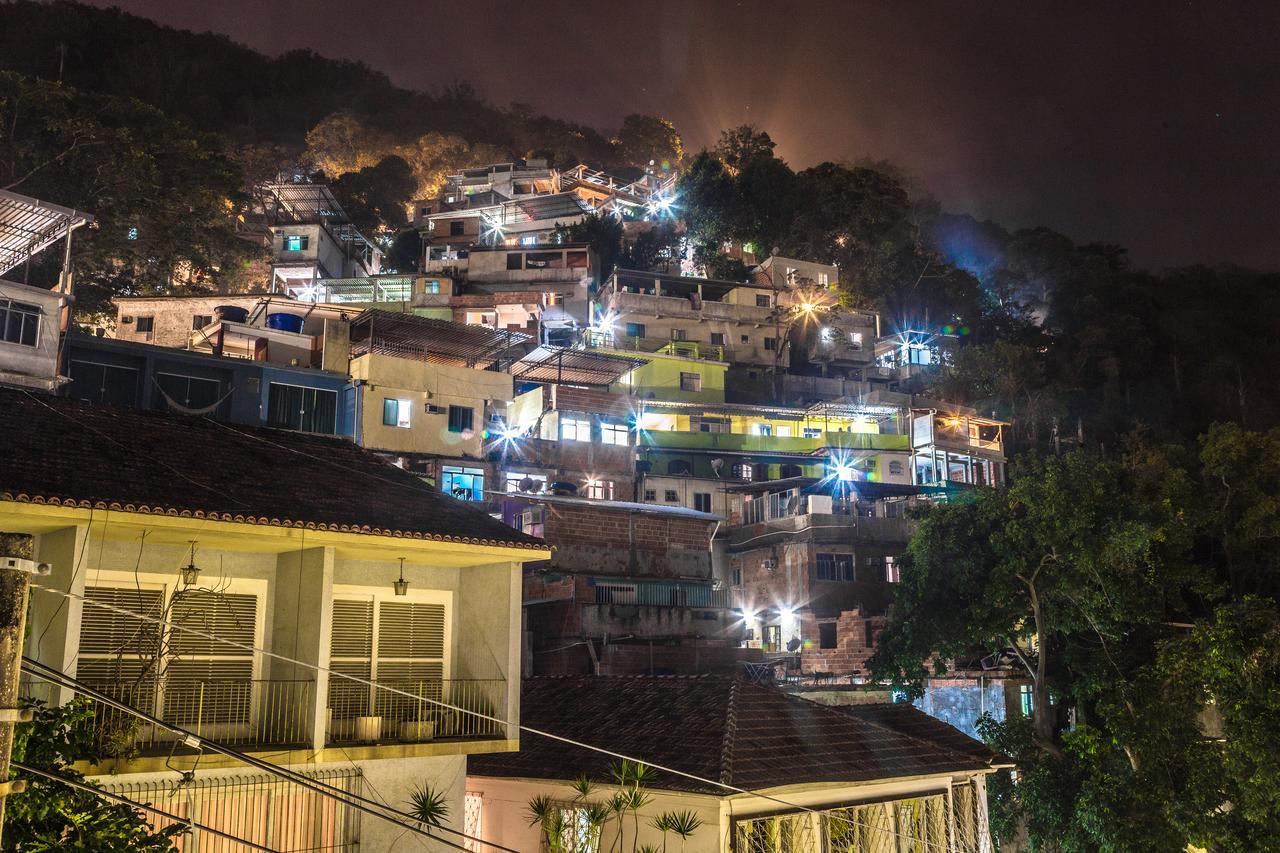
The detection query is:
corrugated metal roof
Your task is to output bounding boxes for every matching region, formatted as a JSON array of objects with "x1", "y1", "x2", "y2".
[
  {"x1": 0, "y1": 190, "x2": 93, "y2": 277},
  {"x1": 349, "y1": 310, "x2": 531, "y2": 368},
  {"x1": 511, "y1": 346, "x2": 646, "y2": 386}
]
